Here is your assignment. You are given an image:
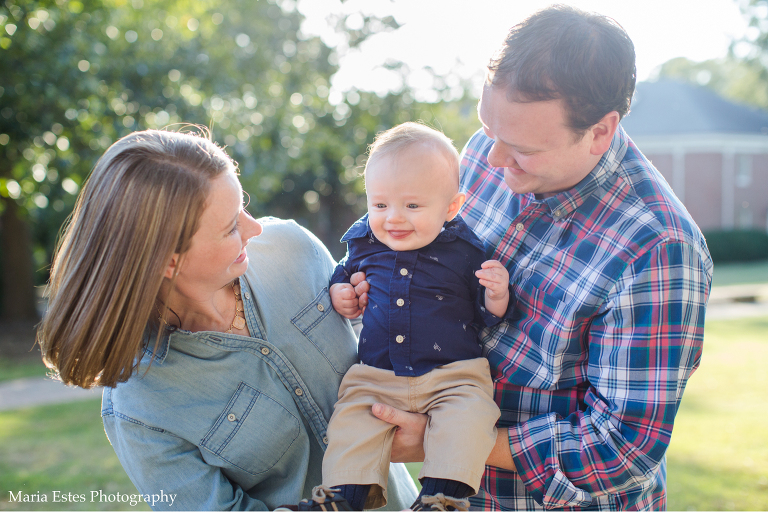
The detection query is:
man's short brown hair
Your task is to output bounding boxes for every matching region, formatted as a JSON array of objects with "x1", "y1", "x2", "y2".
[{"x1": 488, "y1": 4, "x2": 636, "y2": 136}]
